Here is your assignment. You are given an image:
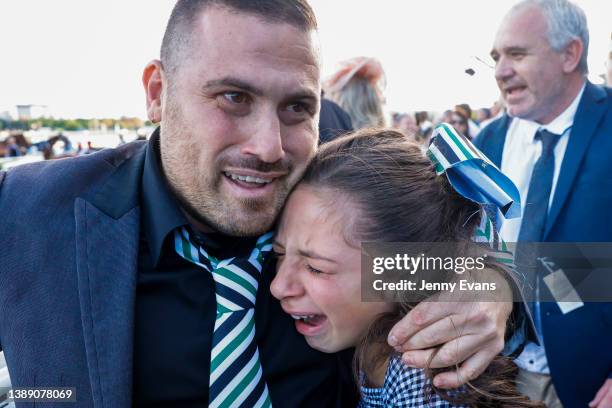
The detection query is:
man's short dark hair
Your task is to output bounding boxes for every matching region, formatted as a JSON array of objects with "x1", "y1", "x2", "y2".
[{"x1": 161, "y1": 0, "x2": 318, "y2": 75}]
